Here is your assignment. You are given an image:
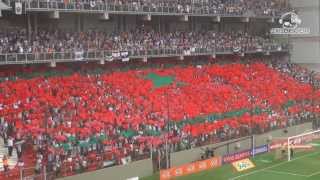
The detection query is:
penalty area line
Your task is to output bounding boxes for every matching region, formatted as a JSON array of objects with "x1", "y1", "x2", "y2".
[
  {"x1": 229, "y1": 151, "x2": 320, "y2": 180},
  {"x1": 263, "y1": 169, "x2": 308, "y2": 177},
  {"x1": 307, "y1": 170, "x2": 320, "y2": 177}
]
